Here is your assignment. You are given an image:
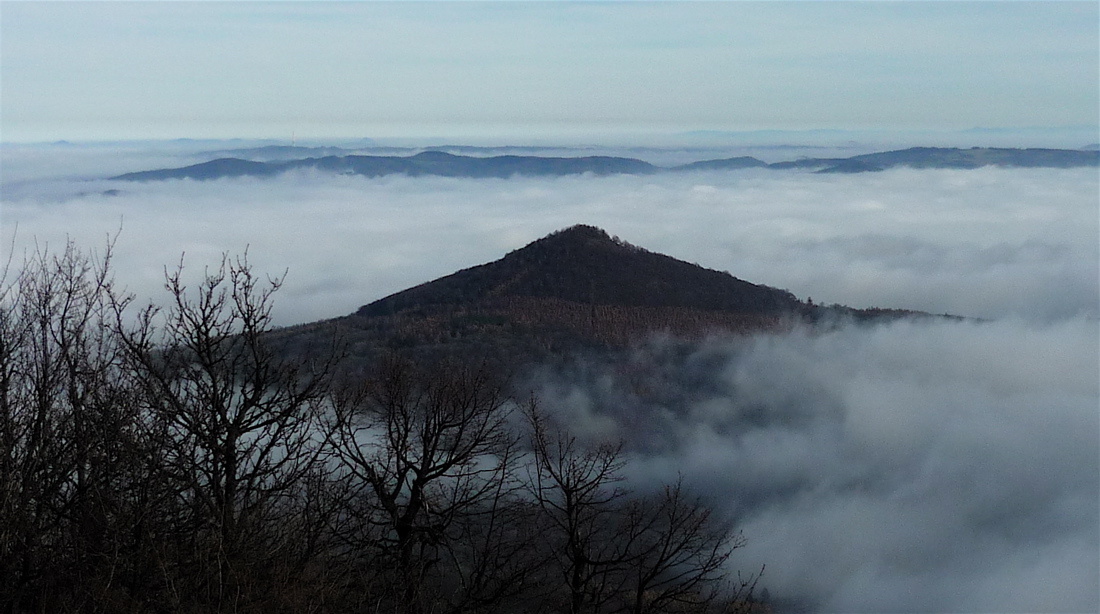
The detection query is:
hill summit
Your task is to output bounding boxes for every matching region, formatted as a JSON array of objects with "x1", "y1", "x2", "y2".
[
  {"x1": 317, "y1": 226, "x2": 829, "y2": 363},
  {"x1": 358, "y1": 225, "x2": 801, "y2": 318},
  {"x1": 274, "y1": 225, "x2": 933, "y2": 365}
]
